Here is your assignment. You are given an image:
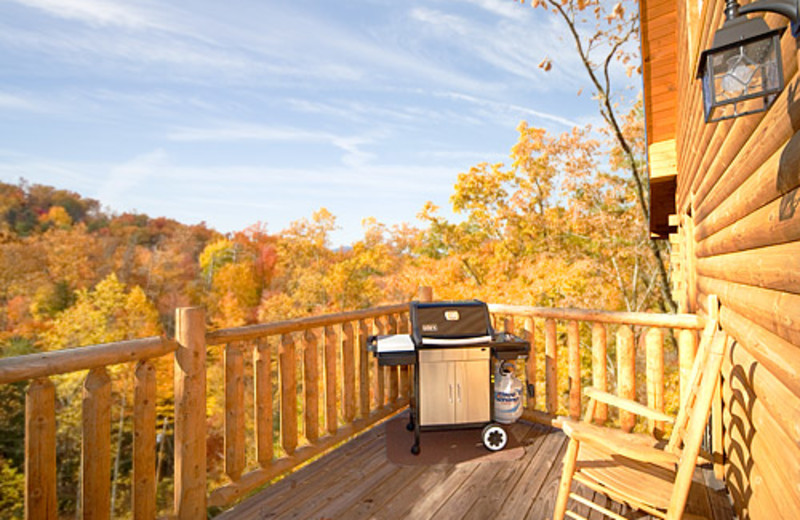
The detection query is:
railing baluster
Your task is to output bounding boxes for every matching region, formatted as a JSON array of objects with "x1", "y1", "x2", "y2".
[
  {"x1": 303, "y1": 330, "x2": 320, "y2": 444},
  {"x1": 523, "y1": 317, "x2": 535, "y2": 410},
  {"x1": 225, "y1": 343, "x2": 245, "y2": 481},
  {"x1": 82, "y1": 367, "x2": 111, "y2": 520},
  {"x1": 133, "y1": 360, "x2": 156, "y2": 520},
  {"x1": 342, "y1": 323, "x2": 356, "y2": 424},
  {"x1": 616, "y1": 326, "x2": 635, "y2": 432},
  {"x1": 678, "y1": 328, "x2": 697, "y2": 405},
  {"x1": 646, "y1": 328, "x2": 665, "y2": 437},
  {"x1": 254, "y1": 338, "x2": 273, "y2": 467},
  {"x1": 545, "y1": 318, "x2": 558, "y2": 414},
  {"x1": 25, "y1": 377, "x2": 57, "y2": 520},
  {"x1": 591, "y1": 322, "x2": 608, "y2": 424},
  {"x1": 358, "y1": 320, "x2": 370, "y2": 418},
  {"x1": 324, "y1": 326, "x2": 338, "y2": 435},
  {"x1": 280, "y1": 334, "x2": 297, "y2": 456},
  {"x1": 568, "y1": 320, "x2": 581, "y2": 419}
]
